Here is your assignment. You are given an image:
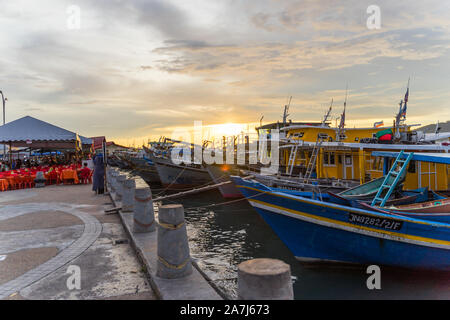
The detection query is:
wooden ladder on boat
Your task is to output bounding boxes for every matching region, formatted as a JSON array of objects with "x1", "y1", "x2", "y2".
[
  {"x1": 304, "y1": 136, "x2": 324, "y2": 183},
  {"x1": 287, "y1": 144, "x2": 298, "y2": 175},
  {"x1": 371, "y1": 150, "x2": 414, "y2": 207}
]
